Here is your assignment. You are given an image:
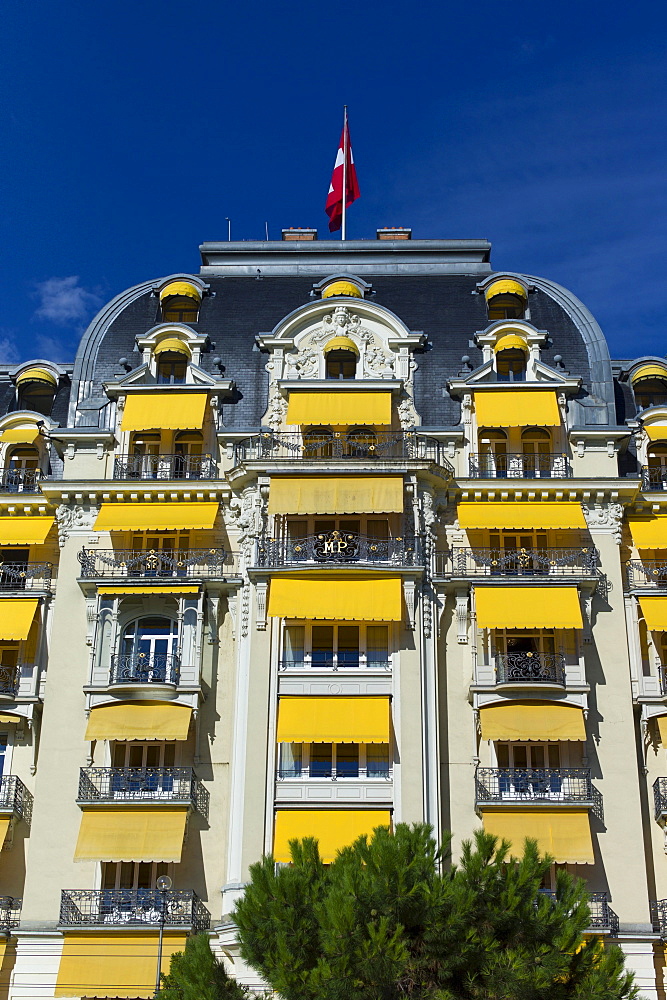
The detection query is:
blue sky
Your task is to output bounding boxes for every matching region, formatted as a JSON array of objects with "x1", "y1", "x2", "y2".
[{"x1": 2, "y1": 0, "x2": 666, "y2": 364}]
